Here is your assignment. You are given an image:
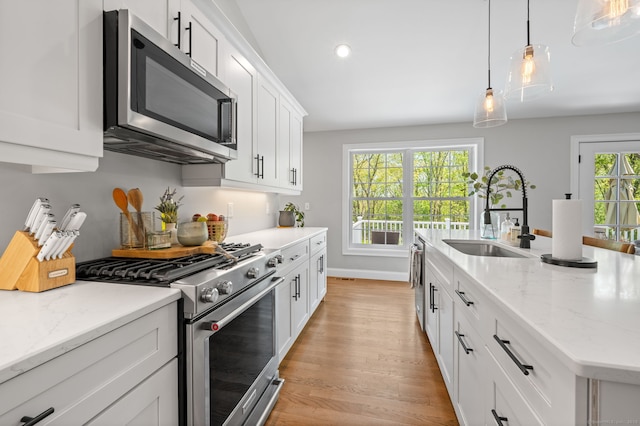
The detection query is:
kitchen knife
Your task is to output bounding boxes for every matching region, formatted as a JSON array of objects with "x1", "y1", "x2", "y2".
[
  {"x1": 55, "y1": 230, "x2": 79, "y2": 259},
  {"x1": 31, "y1": 204, "x2": 52, "y2": 237},
  {"x1": 34, "y1": 213, "x2": 55, "y2": 242},
  {"x1": 59, "y1": 204, "x2": 81, "y2": 230},
  {"x1": 24, "y1": 198, "x2": 49, "y2": 232},
  {"x1": 37, "y1": 231, "x2": 63, "y2": 262},
  {"x1": 64, "y1": 211, "x2": 87, "y2": 231},
  {"x1": 38, "y1": 220, "x2": 57, "y2": 247},
  {"x1": 46, "y1": 230, "x2": 69, "y2": 260}
]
